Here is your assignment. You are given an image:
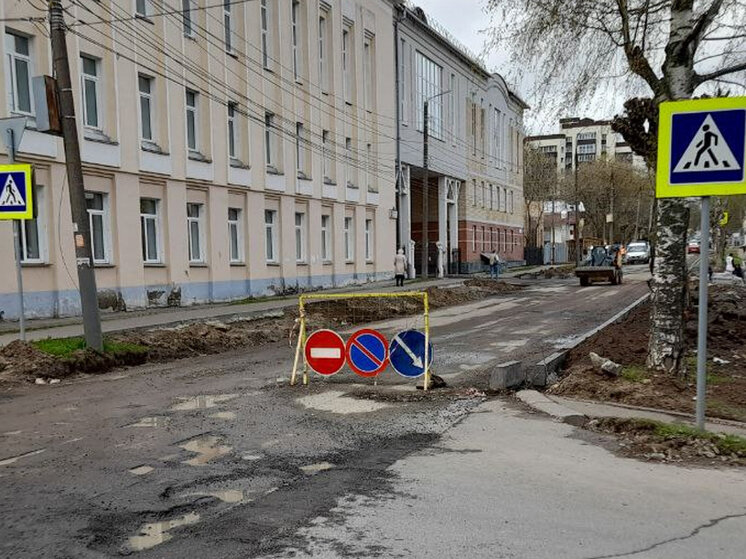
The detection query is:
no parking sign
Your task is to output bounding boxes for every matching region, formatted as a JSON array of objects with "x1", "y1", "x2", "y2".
[{"x1": 346, "y1": 329, "x2": 389, "y2": 378}]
